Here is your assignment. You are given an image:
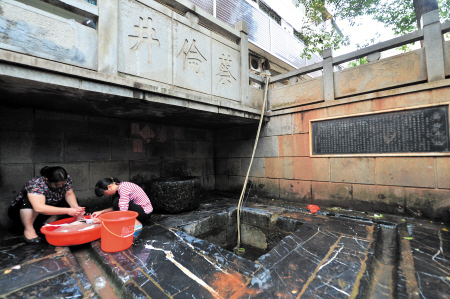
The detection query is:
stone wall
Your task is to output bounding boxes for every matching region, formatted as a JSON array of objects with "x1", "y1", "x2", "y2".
[
  {"x1": 215, "y1": 83, "x2": 450, "y2": 221},
  {"x1": 0, "y1": 105, "x2": 215, "y2": 229}
]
